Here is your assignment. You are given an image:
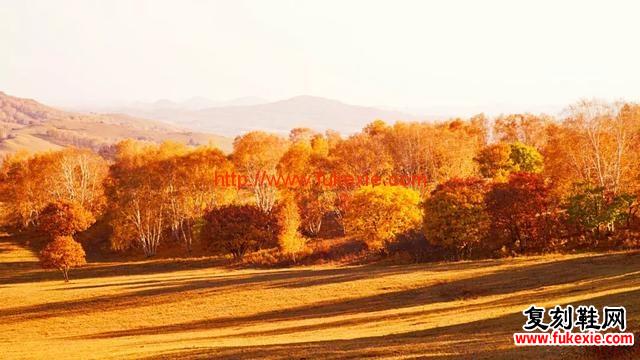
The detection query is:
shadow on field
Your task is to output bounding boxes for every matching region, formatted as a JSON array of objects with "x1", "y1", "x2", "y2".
[
  {"x1": 0, "y1": 263, "x2": 437, "y2": 321},
  {"x1": 137, "y1": 288, "x2": 640, "y2": 360},
  {"x1": 63, "y1": 252, "x2": 640, "y2": 340},
  {"x1": 3, "y1": 227, "x2": 640, "y2": 360},
  {"x1": 0, "y1": 256, "x2": 228, "y2": 285}
]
